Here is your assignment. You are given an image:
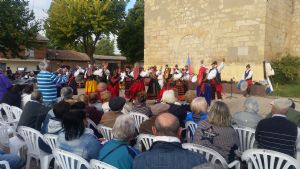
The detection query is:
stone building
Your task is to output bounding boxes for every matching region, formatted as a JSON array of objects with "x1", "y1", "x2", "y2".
[{"x1": 144, "y1": 0, "x2": 300, "y2": 81}]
